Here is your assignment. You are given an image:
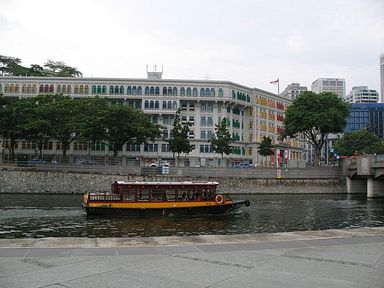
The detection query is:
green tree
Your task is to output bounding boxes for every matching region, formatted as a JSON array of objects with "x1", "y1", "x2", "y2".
[
  {"x1": 21, "y1": 95, "x2": 56, "y2": 159},
  {"x1": 43, "y1": 60, "x2": 82, "y2": 77},
  {"x1": 101, "y1": 105, "x2": 161, "y2": 157},
  {"x1": 169, "y1": 109, "x2": 194, "y2": 166},
  {"x1": 43, "y1": 95, "x2": 84, "y2": 159},
  {"x1": 333, "y1": 129, "x2": 384, "y2": 156},
  {"x1": 0, "y1": 97, "x2": 30, "y2": 159},
  {"x1": 282, "y1": 91, "x2": 350, "y2": 166},
  {"x1": 210, "y1": 118, "x2": 232, "y2": 167},
  {"x1": 258, "y1": 136, "x2": 274, "y2": 156}
]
